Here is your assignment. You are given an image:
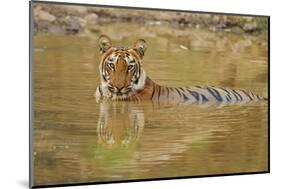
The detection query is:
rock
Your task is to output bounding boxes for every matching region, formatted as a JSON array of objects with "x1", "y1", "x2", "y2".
[
  {"x1": 179, "y1": 45, "x2": 189, "y2": 50},
  {"x1": 243, "y1": 22, "x2": 258, "y2": 32},
  {"x1": 64, "y1": 5, "x2": 88, "y2": 16},
  {"x1": 213, "y1": 15, "x2": 220, "y2": 23},
  {"x1": 63, "y1": 16, "x2": 84, "y2": 34},
  {"x1": 34, "y1": 20, "x2": 52, "y2": 33},
  {"x1": 216, "y1": 23, "x2": 226, "y2": 29},
  {"x1": 223, "y1": 28, "x2": 232, "y2": 32},
  {"x1": 231, "y1": 26, "x2": 244, "y2": 34},
  {"x1": 245, "y1": 17, "x2": 254, "y2": 22},
  {"x1": 84, "y1": 13, "x2": 99, "y2": 27},
  {"x1": 209, "y1": 26, "x2": 217, "y2": 32},
  {"x1": 35, "y1": 10, "x2": 56, "y2": 22}
]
